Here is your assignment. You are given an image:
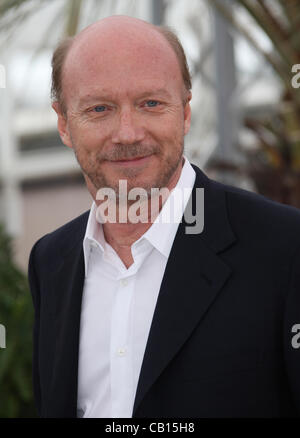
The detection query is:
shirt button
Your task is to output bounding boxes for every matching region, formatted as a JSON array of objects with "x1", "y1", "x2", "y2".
[
  {"x1": 117, "y1": 348, "x2": 126, "y2": 356},
  {"x1": 120, "y1": 278, "x2": 128, "y2": 287},
  {"x1": 90, "y1": 241, "x2": 98, "y2": 248}
]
